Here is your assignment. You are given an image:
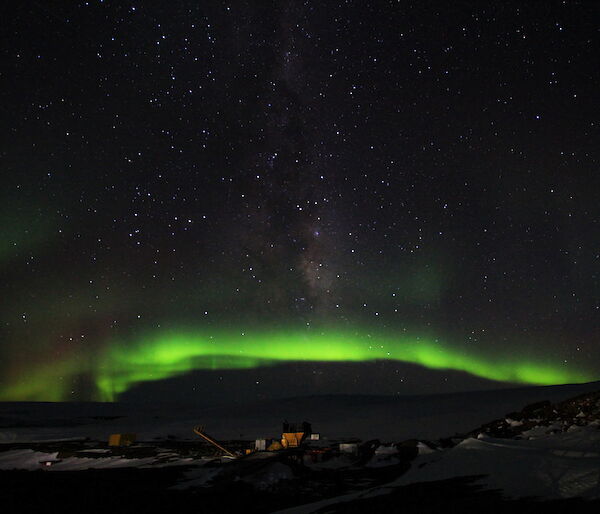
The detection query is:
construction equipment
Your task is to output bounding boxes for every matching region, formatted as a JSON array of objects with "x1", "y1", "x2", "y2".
[
  {"x1": 193, "y1": 425, "x2": 237, "y2": 458},
  {"x1": 281, "y1": 421, "x2": 311, "y2": 449},
  {"x1": 267, "y1": 440, "x2": 284, "y2": 451}
]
